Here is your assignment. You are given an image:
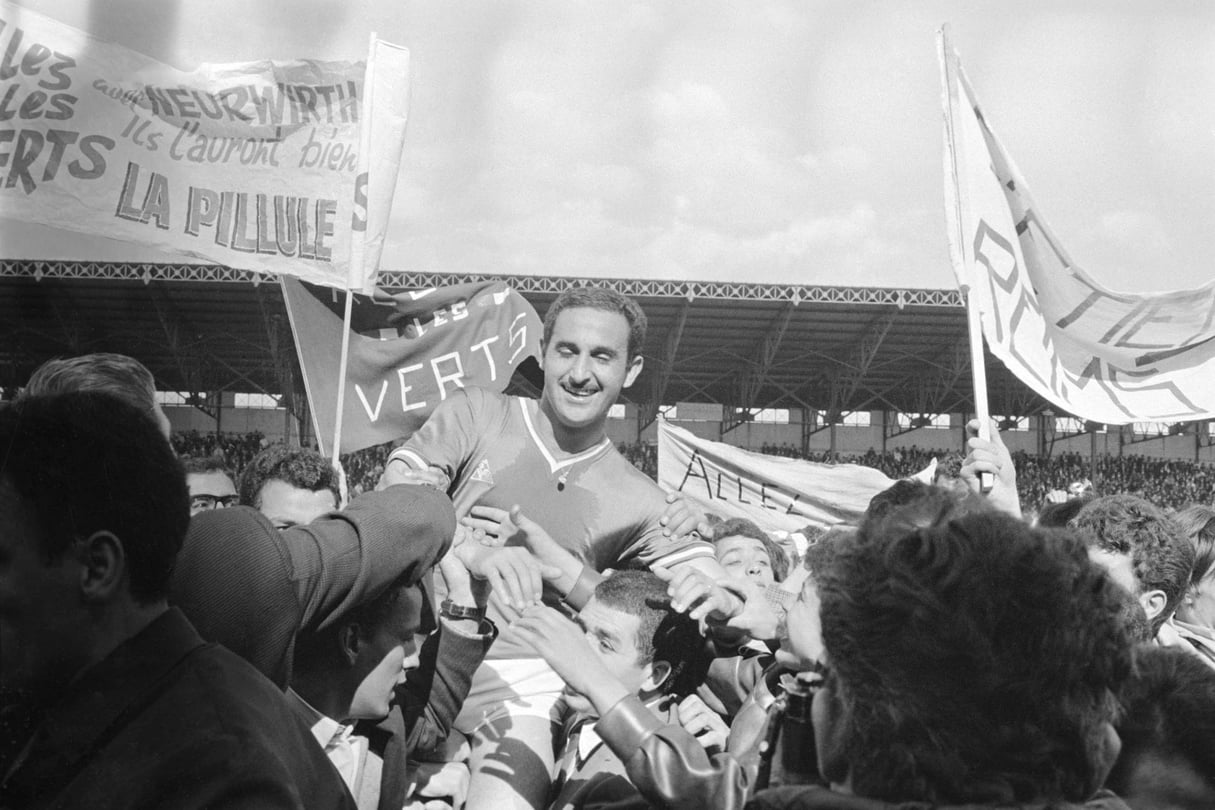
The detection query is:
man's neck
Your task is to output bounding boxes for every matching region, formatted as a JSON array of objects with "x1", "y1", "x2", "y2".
[
  {"x1": 52, "y1": 601, "x2": 169, "y2": 705},
  {"x1": 290, "y1": 667, "x2": 349, "y2": 723},
  {"x1": 536, "y1": 398, "x2": 608, "y2": 455}
]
